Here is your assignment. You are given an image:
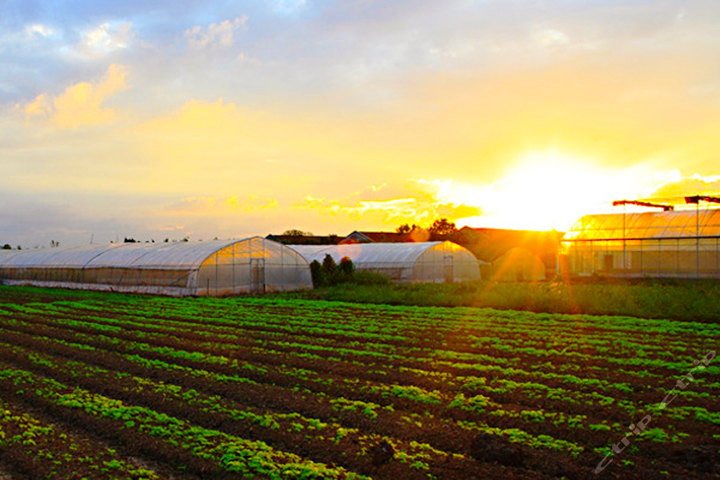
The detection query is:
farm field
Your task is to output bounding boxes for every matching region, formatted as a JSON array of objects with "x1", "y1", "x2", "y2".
[{"x1": 0, "y1": 286, "x2": 718, "y2": 479}]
